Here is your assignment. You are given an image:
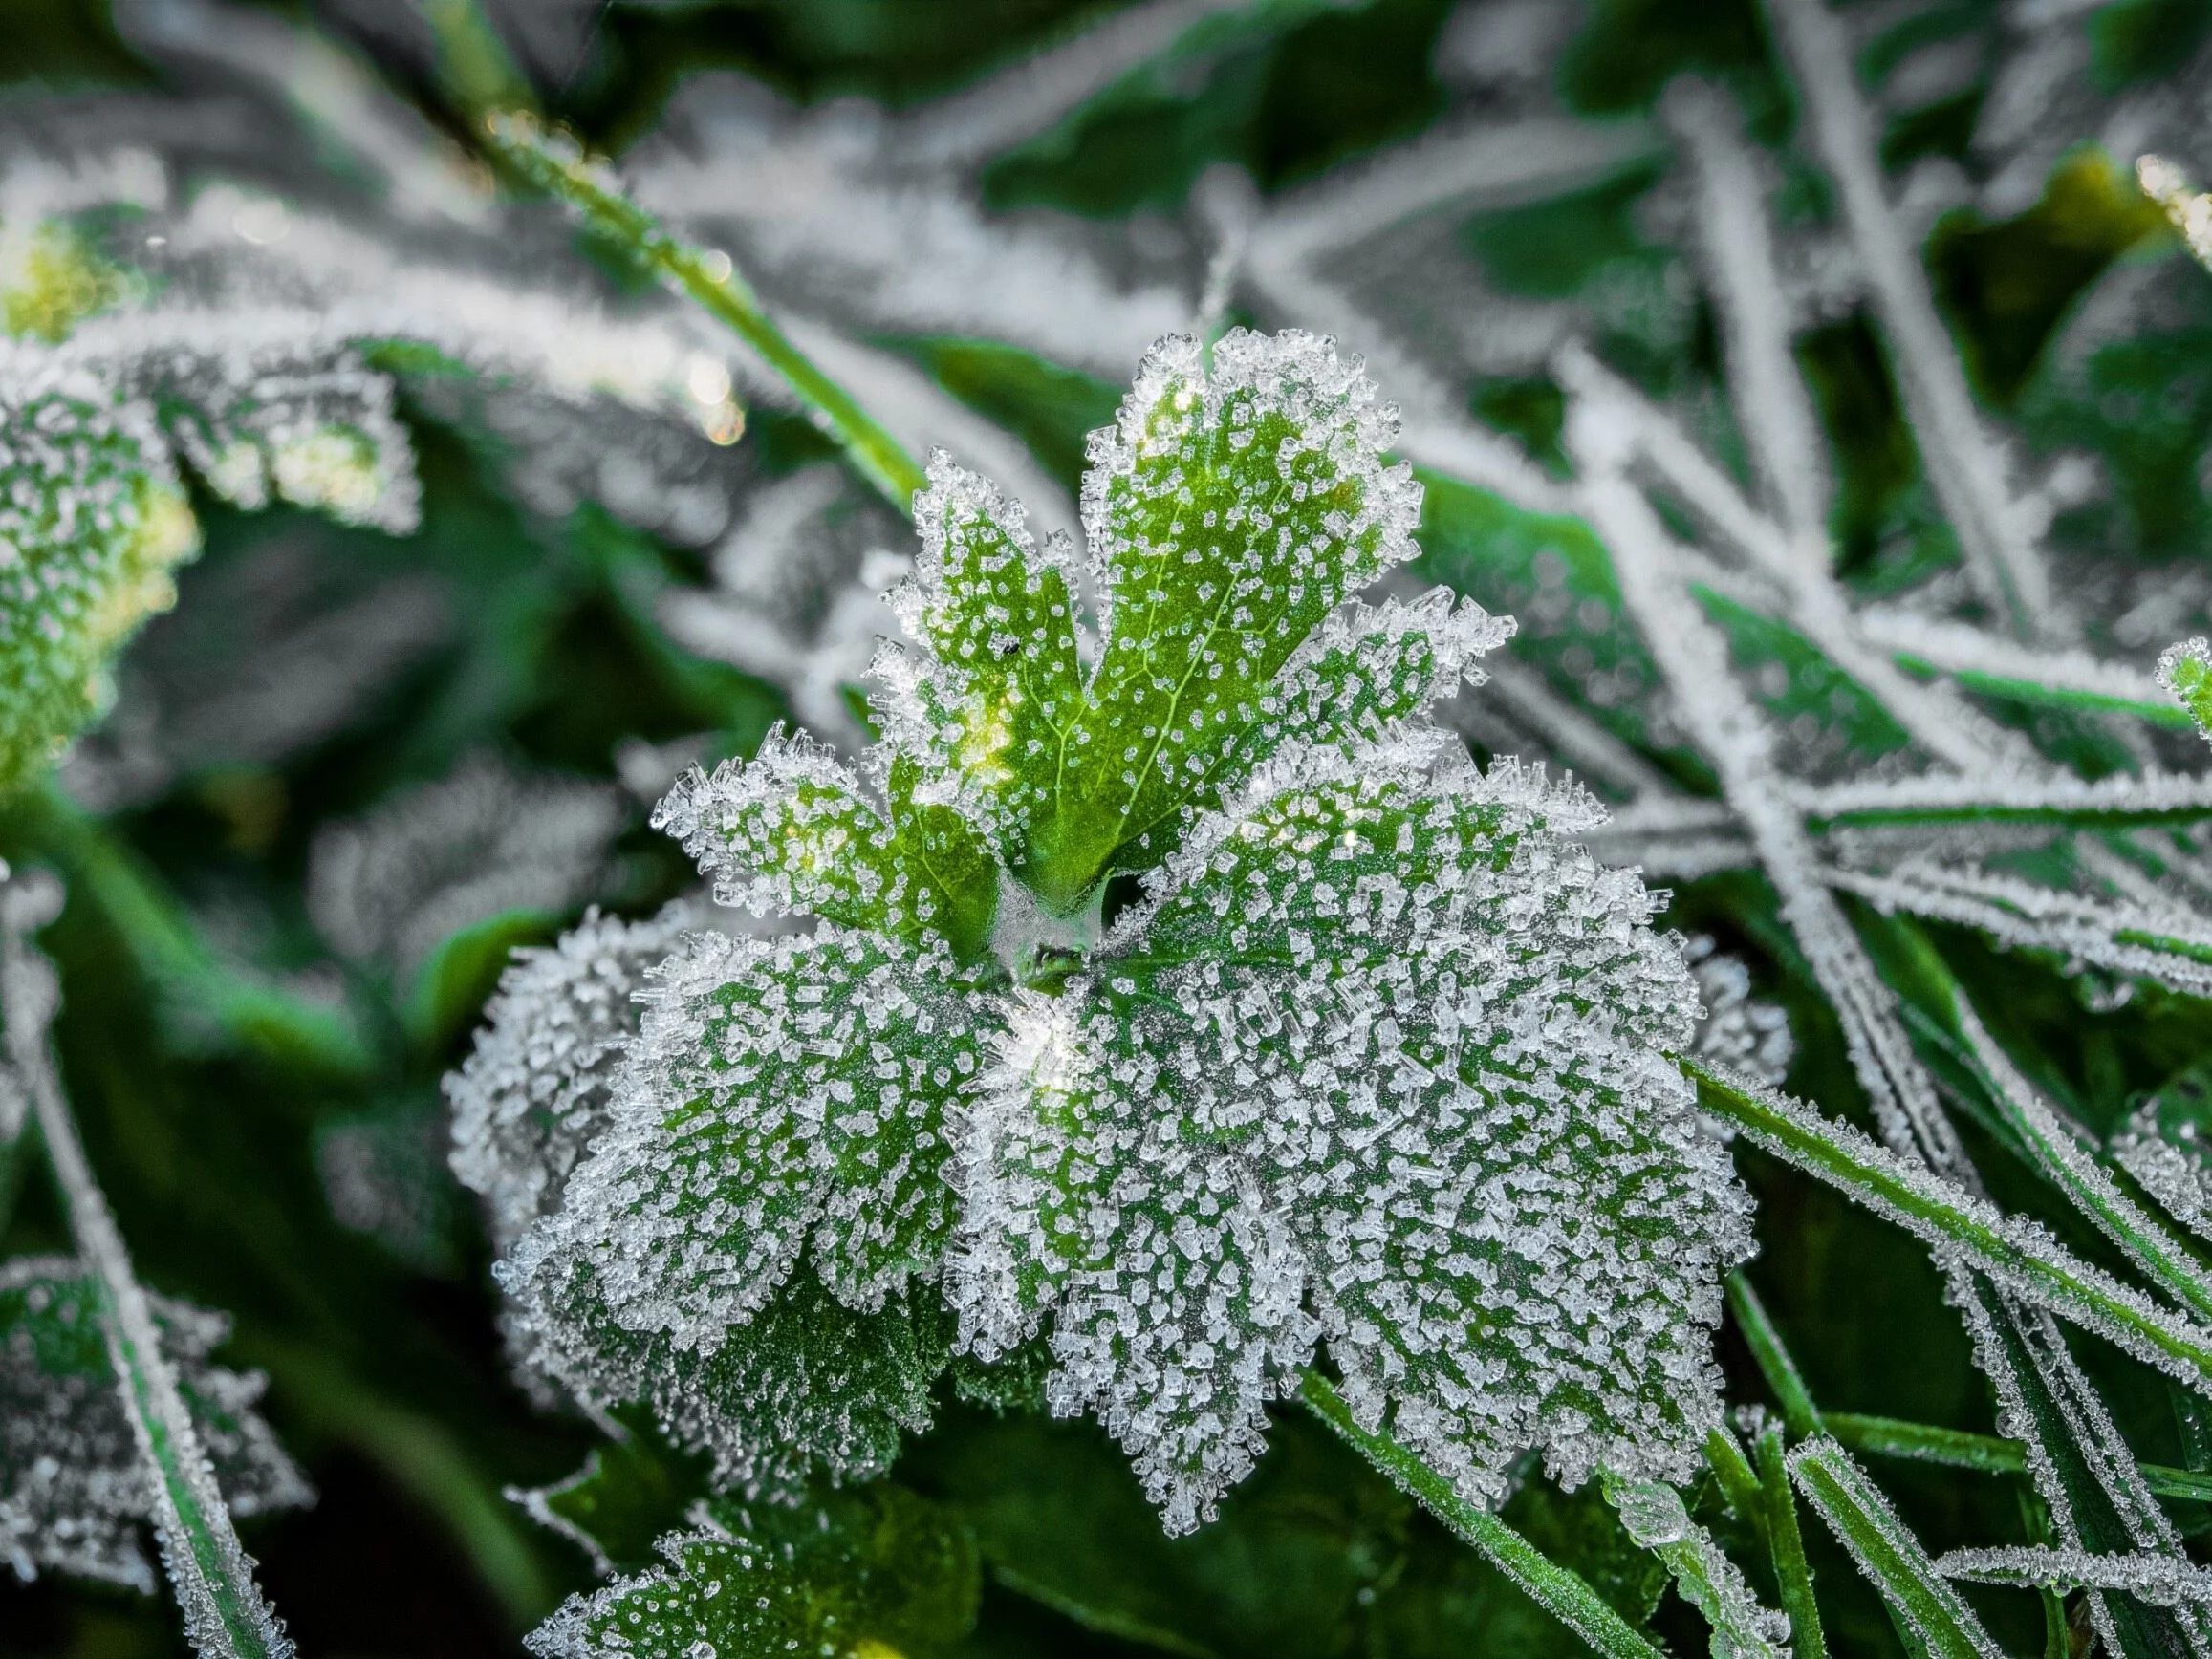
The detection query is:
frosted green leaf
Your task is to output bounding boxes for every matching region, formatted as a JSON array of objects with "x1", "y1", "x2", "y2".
[
  {"x1": 472, "y1": 329, "x2": 1740, "y2": 1537},
  {"x1": 523, "y1": 923, "x2": 990, "y2": 1338},
  {"x1": 447, "y1": 900, "x2": 711, "y2": 1256},
  {"x1": 952, "y1": 740, "x2": 1752, "y2": 1530},
  {"x1": 526, "y1": 1483, "x2": 979, "y2": 1659},
  {"x1": 657, "y1": 731, "x2": 999, "y2": 961},
  {"x1": 2158, "y1": 636, "x2": 2212, "y2": 746},
  {"x1": 0, "y1": 370, "x2": 199, "y2": 793},
  {"x1": 1, "y1": 1255, "x2": 311, "y2": 1589},
  {"x1": 881, "y1": 453, "x2": 1085, "y2": 854},
  {"x1": 879, "y1": 331, "x2": 1428, "y2": 916},
  {"x1": 505, "y1": 1256, "x2": 952, "y2": 1500}
]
